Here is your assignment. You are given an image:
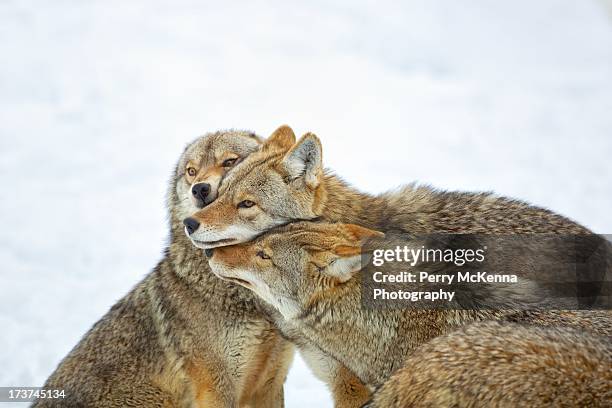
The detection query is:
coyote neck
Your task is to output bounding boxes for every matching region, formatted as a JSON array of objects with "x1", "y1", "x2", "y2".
[
  {"x1": 318, "y1": 173, "x2": 392, "y2": 230},
  {"x1": 298, "y1": 284, "x2": 487, "y2": 387}
]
